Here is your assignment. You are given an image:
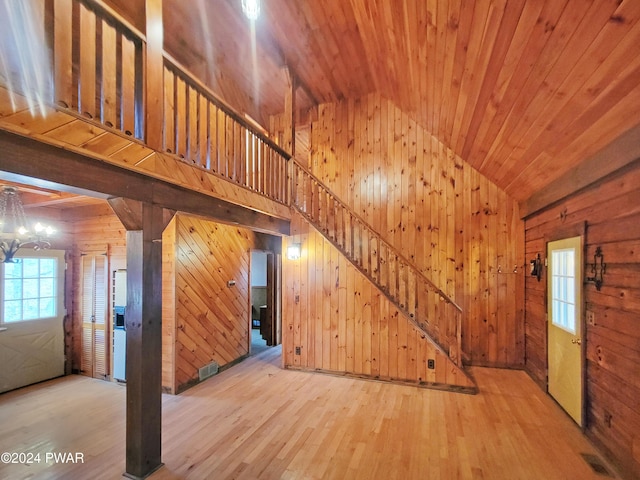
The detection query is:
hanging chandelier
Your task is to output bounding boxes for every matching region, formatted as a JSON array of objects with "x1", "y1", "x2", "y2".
[{"x1": 0, "y1": 186, "x2": 54, "y2": 263}]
